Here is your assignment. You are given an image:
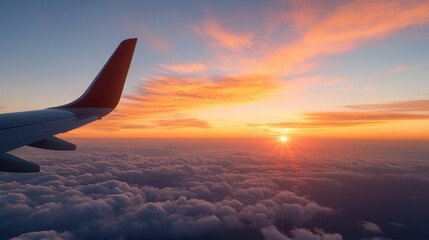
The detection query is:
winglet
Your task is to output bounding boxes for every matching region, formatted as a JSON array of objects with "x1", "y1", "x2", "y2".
[{"x1": 57, "y1": 38, "x2": 137, "y2": 109}]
